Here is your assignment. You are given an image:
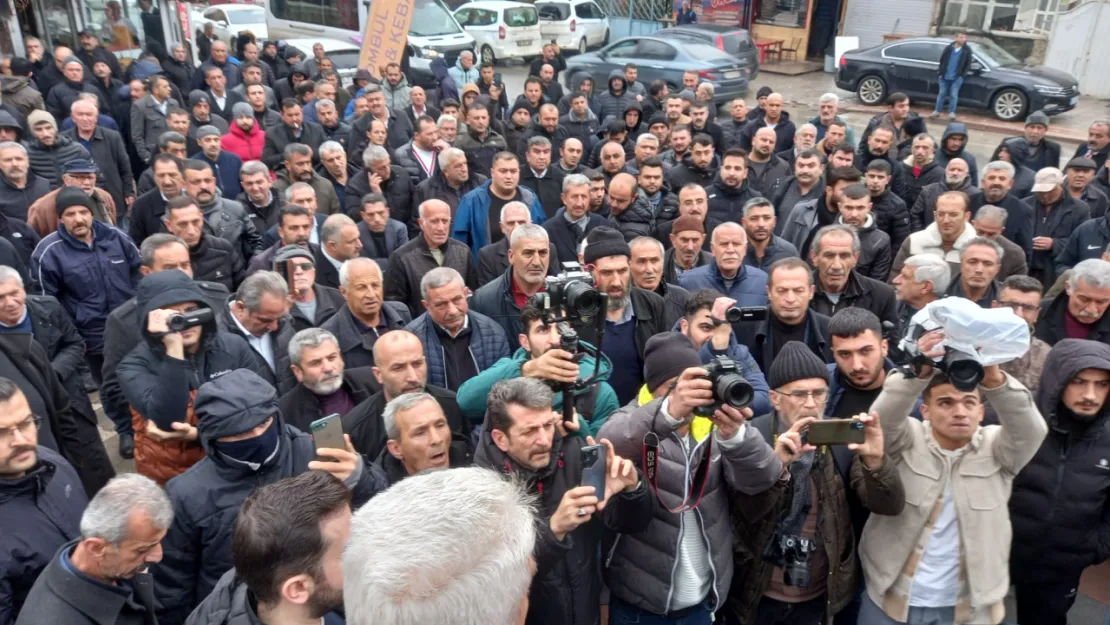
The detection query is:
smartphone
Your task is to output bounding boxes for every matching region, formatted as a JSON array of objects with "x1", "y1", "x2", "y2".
[
  {"x1": 805, "y1": 419, "x2": 866, "y2": 446},
  {"x1": 493, "y1": 71, "x2": 503, "y2": 84},
  {"x1": 580, "y1": 444, "x2": 607, "y2": 497},
  {"x1": 310, "y1": 414, "x2": 345, "y2": 460}
]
